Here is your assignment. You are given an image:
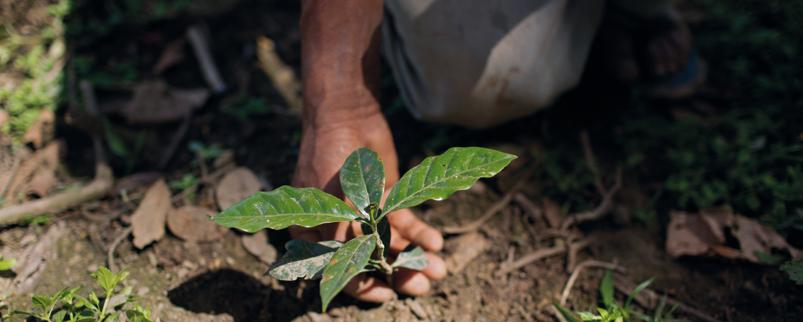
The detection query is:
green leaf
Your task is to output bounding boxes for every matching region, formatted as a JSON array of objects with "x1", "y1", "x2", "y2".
[
  {"x1": 554, "y1": 303, "x2": 584, "y2": 322},
  {"x1": 0, "y1": 256, "x2": 15, "y2": 271},
  {"x1": 625, "y1": 278, "x2": 653, "y2": 308},
  {"x1": 319, "y1": 235, "x2": 376, "y2": 311},
  {"x1": 392, "y1": 246, "x2": 428, "y2": 270},
  {"x1": 339, "y1": 148, "x2": 385, "y2": 218},
  {"x1": 52, "y1": 310, "x2": 67, "y2": 322},
  {"x1": 383, "y1": 147, "x2": 516, "y2": 214},
  {"x1": 213, "y1": 186, "x2": 358, "y2": 233},
  {"x1": 781, "y1": 259, "x2": 803, "y2": 285},
  {"x1": 577, "y1": 311, "x2": 601, "y2": 321},
  {"x1": 32, "y1": 295, "x2": 54, "y2": 311},
  {"x1": 269, "y1": 240, "x2": 343, "y2": 281},
  {"x1": 600, "y1": 270, "x2": 614, "y2": 308},
  {"x1": 92, "y1": 267, "x2": 128, "y2": 294}
]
